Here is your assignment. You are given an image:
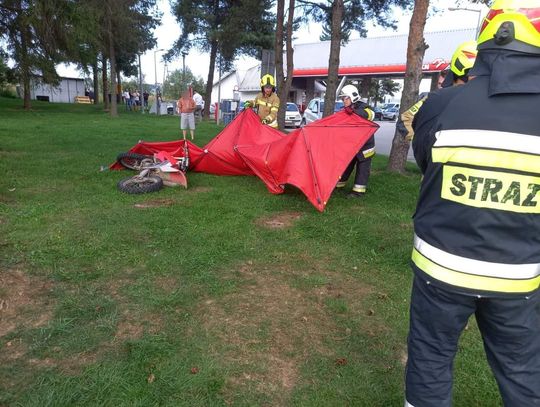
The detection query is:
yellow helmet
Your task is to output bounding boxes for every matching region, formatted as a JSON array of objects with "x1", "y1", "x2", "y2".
[
  {"x1": 260, "y1": 74, "x2": 276, "y2": 89},
  {"x1": 477, "y1": 0, "x2": 540, "y2": 54},
  {"x1": 450, "y1": 40, "x2": 478, "y2": 77}
]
